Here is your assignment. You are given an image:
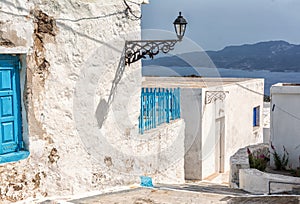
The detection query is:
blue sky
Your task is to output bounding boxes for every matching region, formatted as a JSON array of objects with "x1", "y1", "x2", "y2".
[{"x1": 142, "y1": 0, "x2": 300, "y2": 50}]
